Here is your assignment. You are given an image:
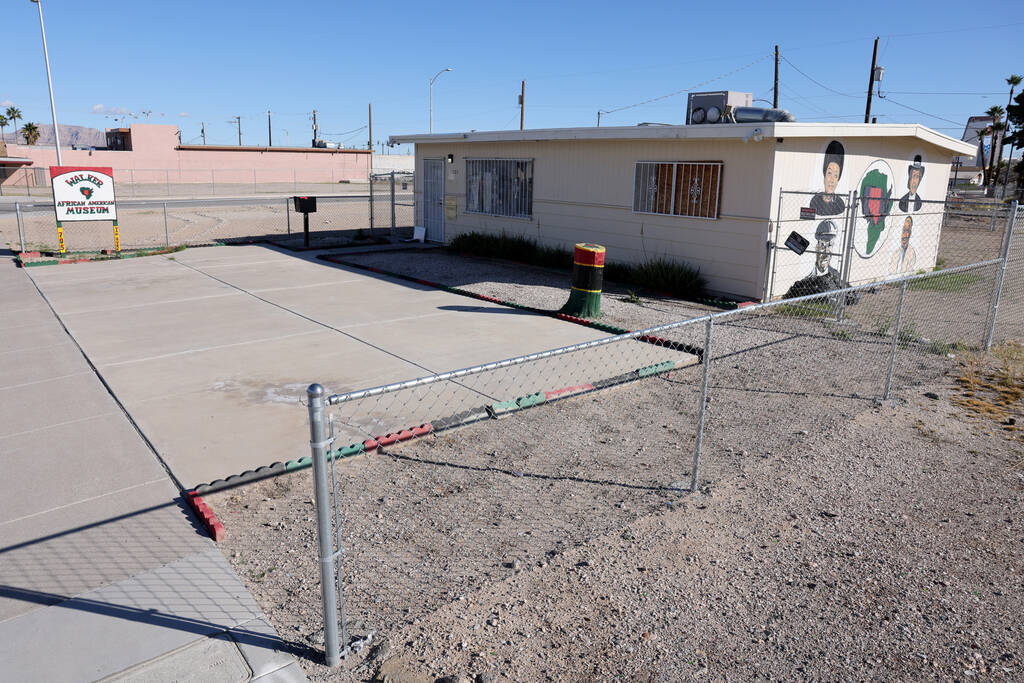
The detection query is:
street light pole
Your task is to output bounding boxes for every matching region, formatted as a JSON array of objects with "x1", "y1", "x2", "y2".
[
  {"x1": 31, "y1": 0, "x2": 62, "y2": 165},
  {"x1": 429, "y1": 67, "x2": 452, "y2": 134}
]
